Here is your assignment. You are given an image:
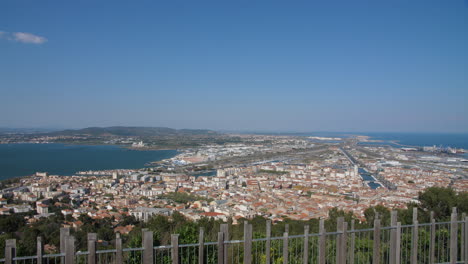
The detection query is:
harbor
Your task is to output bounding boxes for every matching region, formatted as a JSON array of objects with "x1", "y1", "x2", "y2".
[{"x1": 340, "y1": 147, "x2": 383, "y2": 189}]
